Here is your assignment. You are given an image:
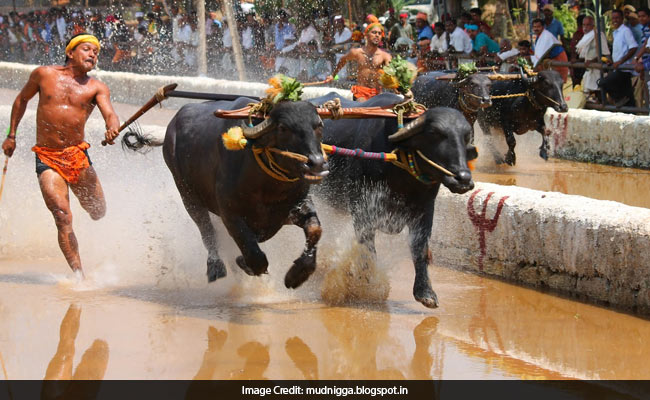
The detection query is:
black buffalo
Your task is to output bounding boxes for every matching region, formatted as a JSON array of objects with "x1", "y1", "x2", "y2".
[
  {"x1": 310, "y1": 93, "x2": 477, "y2": 308},
  {"x1": 412, "y1": 71, "x2": 492, "y2": 135},
  {"x1": 477, "y1": 69, "x2": 569, "y2": 165},
  {"x1": 124, "y1": 98, "x2": 328, "y2": 288}
]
